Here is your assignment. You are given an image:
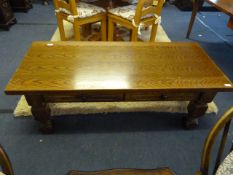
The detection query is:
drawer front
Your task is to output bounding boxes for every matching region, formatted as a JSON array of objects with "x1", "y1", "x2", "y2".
[
  {"x1": 44, "y1": 93, "x2": 124, "y2": 102},
  {"x1": 125, "y1": 92, "x2": 199, "y2": 101},
  {"x1": 44, "y1": 92, "x2": 199, "y2": 102}
]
